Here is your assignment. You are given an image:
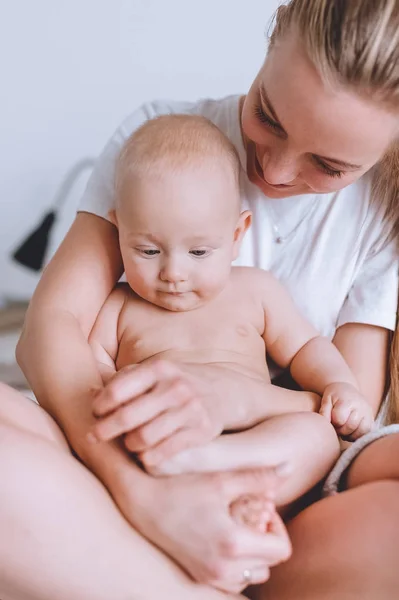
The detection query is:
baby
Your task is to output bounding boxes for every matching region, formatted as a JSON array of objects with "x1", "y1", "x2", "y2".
[{"x1": 88, "y1": 114, "x2": 374, "y2": 525}]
